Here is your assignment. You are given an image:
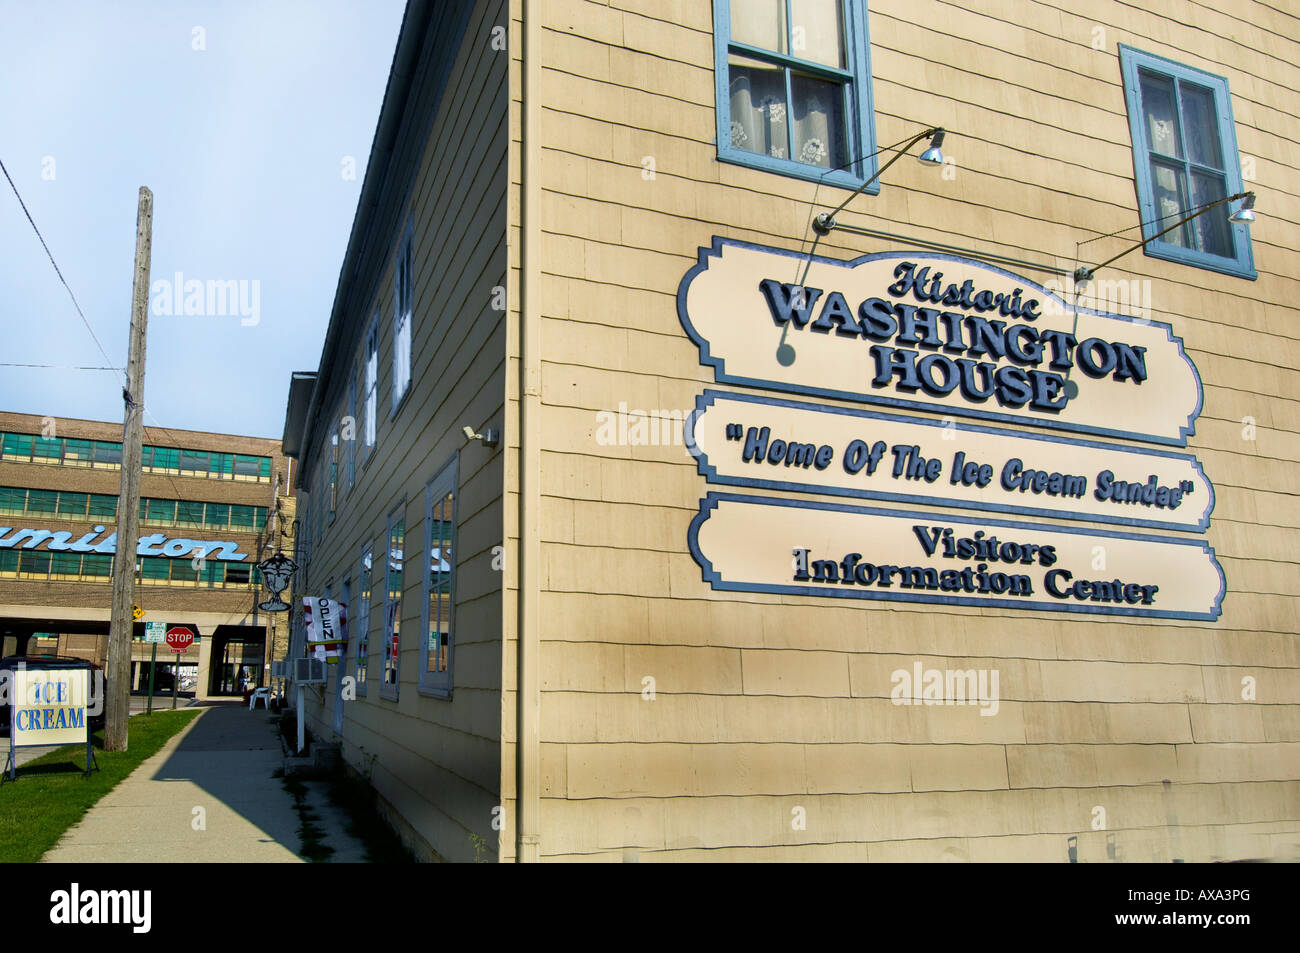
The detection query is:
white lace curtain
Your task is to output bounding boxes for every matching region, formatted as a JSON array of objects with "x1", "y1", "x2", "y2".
[
  {"x1": 1140, "y1": 70, "x2": 1230, "y2": 256},
  {"x1": 728, "y1": 0, "x2": 842, "y2": 169}
]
